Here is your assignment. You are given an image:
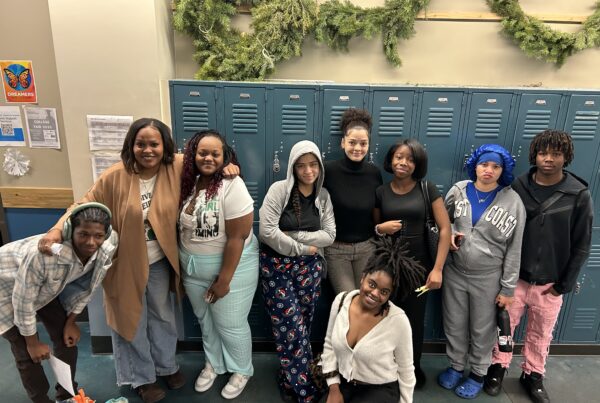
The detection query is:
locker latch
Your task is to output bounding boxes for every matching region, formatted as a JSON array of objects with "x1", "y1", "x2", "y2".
[{"x1": 273, "y1": 151, "x2": 280, "y2": 173}]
